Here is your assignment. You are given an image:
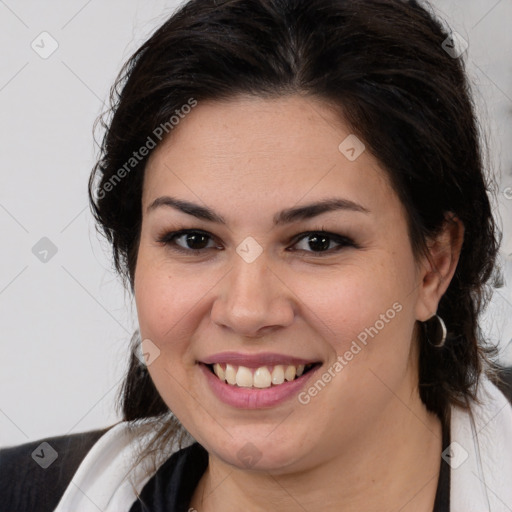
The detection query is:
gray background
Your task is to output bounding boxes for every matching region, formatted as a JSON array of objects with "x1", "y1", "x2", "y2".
[{"x1": 1, "y1": 0, "x2": 511, "y2": 448}]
